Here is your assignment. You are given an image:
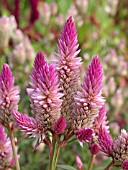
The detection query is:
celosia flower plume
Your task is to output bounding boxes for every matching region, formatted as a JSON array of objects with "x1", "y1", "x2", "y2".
[
  {"x1": 73, "y1": 55, "x2": 105, "y2": 130},
  {"x1": 98, "y1": 125, "x2": 114, "y2": 157},
  {"x1": 13, "y1": 51, "x2": 63, "y2": 137},
  {"x1": 0, "y1": 64, "x2": 19, "y2": 127},
  {"x1": 55, "y1": 16, "x2": 82, "y2": 124},
  {"x1": 27, "y1": 51, "x2": 63, "y2": 130}
]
